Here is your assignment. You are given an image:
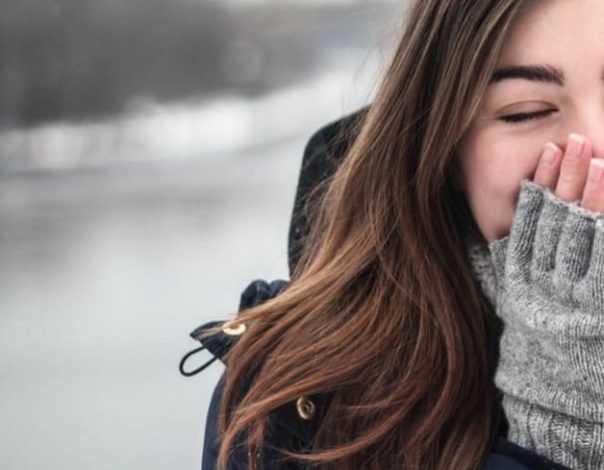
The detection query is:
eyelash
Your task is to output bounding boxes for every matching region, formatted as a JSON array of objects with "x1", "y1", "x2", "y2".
[{"x1": 499, "y1": 109, "x2": 556, "y2": 124}]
